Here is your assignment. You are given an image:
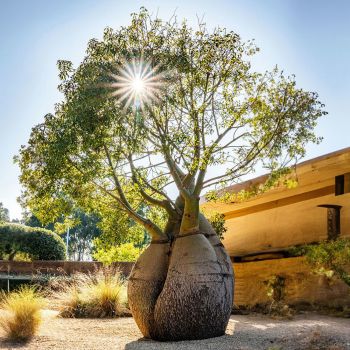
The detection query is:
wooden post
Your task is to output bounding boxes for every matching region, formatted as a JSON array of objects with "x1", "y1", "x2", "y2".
[{"x1": 318, "y1": 204, "x2": 342, "y2": 240}]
